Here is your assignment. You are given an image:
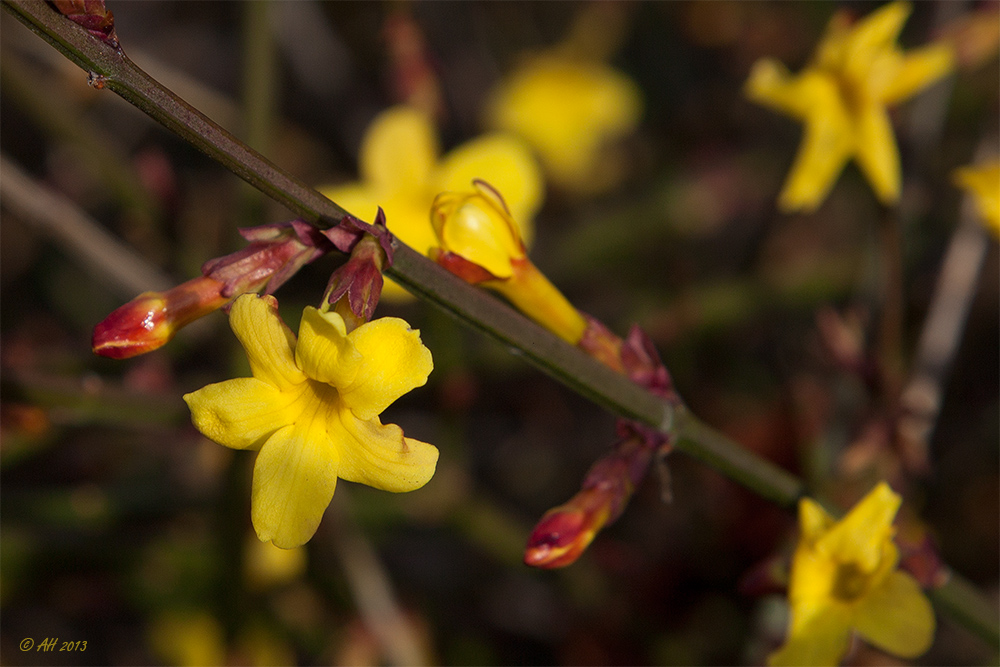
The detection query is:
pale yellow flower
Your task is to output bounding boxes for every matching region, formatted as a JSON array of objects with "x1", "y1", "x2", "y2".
[
  {"x1": 320, "y1": 106, "x2": 542, "y2": 299},
  {"x1": 954, "y1": 160, "x2": 1000, "y2": 237},
  {"x1": 183, "y1": 294, "x2": 437, "y2": 548},
  {"x1": 746, "y1": 1, "x2": 953, "y2": 212},
  {"x1": 485, "y1": 54, "x2": 642, "y2": 194},
  {"x1": 769, "y1": 482, "x2": 935, "y2": 666}
]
